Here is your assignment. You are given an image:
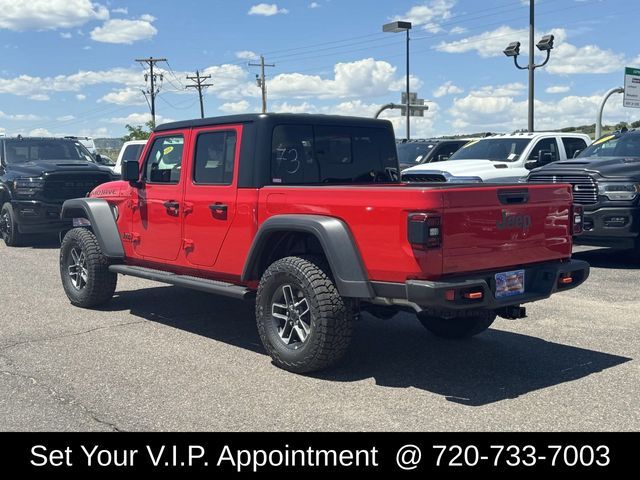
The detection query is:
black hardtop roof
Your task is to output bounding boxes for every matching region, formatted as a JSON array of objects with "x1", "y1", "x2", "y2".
[{"x1": 155, "y1": 113, "x2": 393, "y2": 132}]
